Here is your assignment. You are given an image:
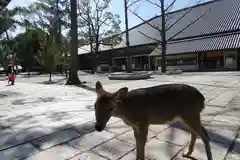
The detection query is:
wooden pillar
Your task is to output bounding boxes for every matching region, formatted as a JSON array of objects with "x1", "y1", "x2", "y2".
[
  {"x1": 148, "y1": 56, "x2": 151, "y2": 70},
  {"x1": 237, "y1": 48, "x2": 240, "y2": 71}
]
